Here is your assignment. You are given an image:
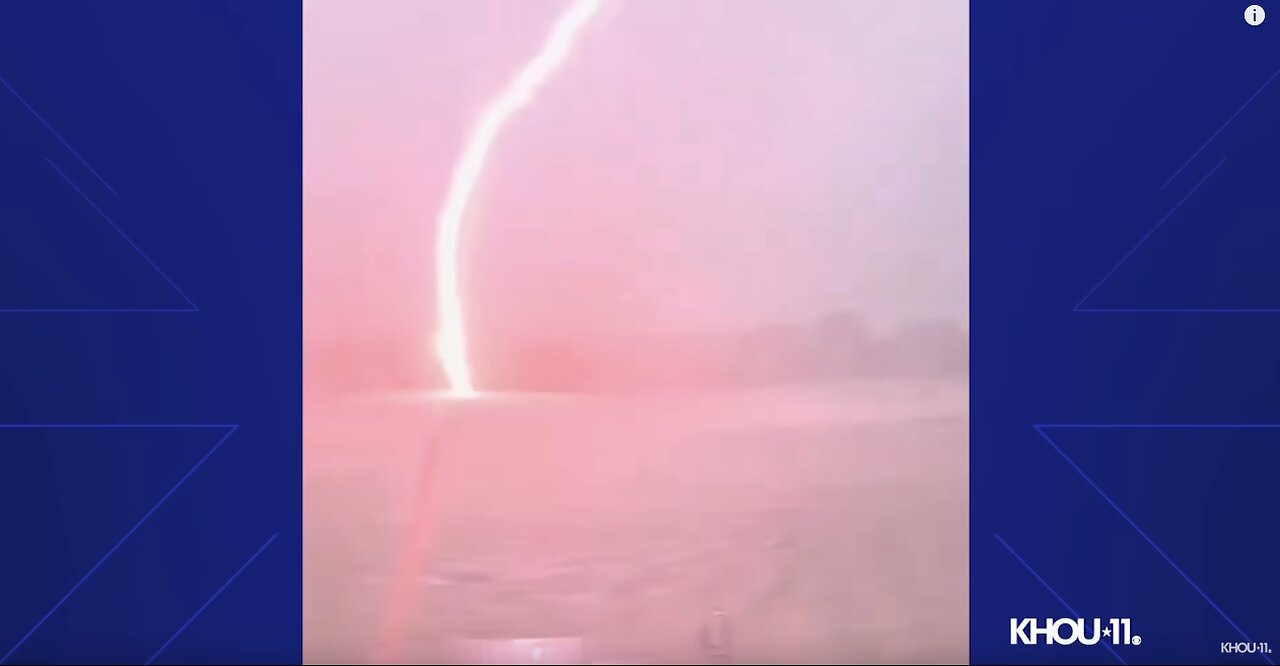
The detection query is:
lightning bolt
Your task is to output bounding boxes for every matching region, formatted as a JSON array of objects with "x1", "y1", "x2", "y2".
[{"x1": 435, "y1": 0, "x2": 604, "y2": 397}]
